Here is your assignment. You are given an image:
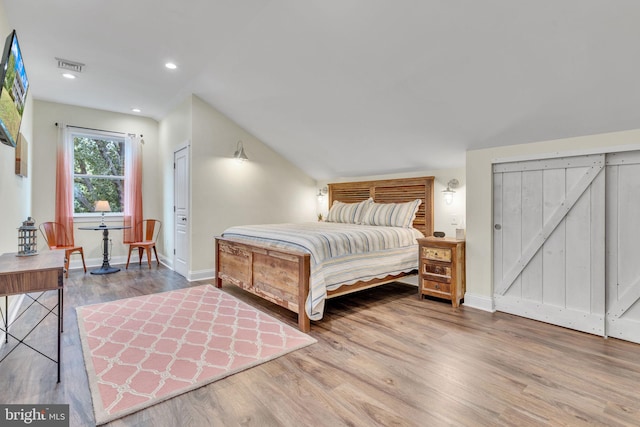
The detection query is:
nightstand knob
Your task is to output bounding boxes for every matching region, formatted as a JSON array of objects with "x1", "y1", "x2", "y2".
[{"x1": 435, "y1": 284, "x2": 440, "y2": 289}]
